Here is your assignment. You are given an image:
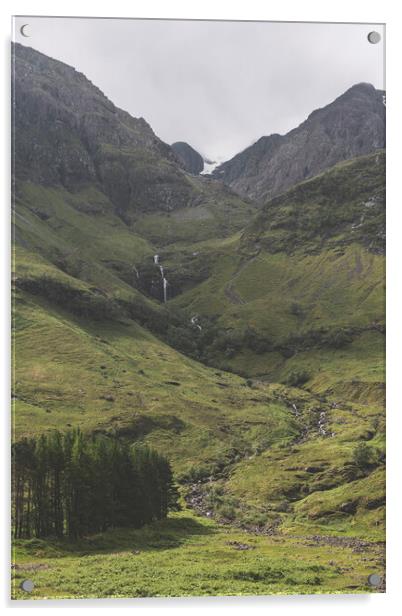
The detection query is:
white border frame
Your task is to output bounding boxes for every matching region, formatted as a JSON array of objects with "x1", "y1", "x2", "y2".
[{"x1": 2, "y1": 1, "x2": 400, "y2": 614}]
